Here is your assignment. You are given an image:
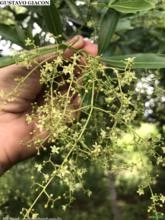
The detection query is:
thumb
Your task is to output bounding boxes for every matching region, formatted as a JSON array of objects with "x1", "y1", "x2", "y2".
[{"x1": 64, "y1": 35, "x2": 85, "y2": 58}]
